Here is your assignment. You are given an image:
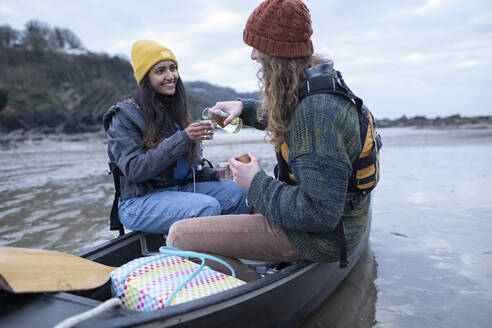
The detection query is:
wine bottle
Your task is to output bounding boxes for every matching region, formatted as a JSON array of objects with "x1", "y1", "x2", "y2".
[{"x1": 201, "y1": 107, "x2": 243, "y2": 133}]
